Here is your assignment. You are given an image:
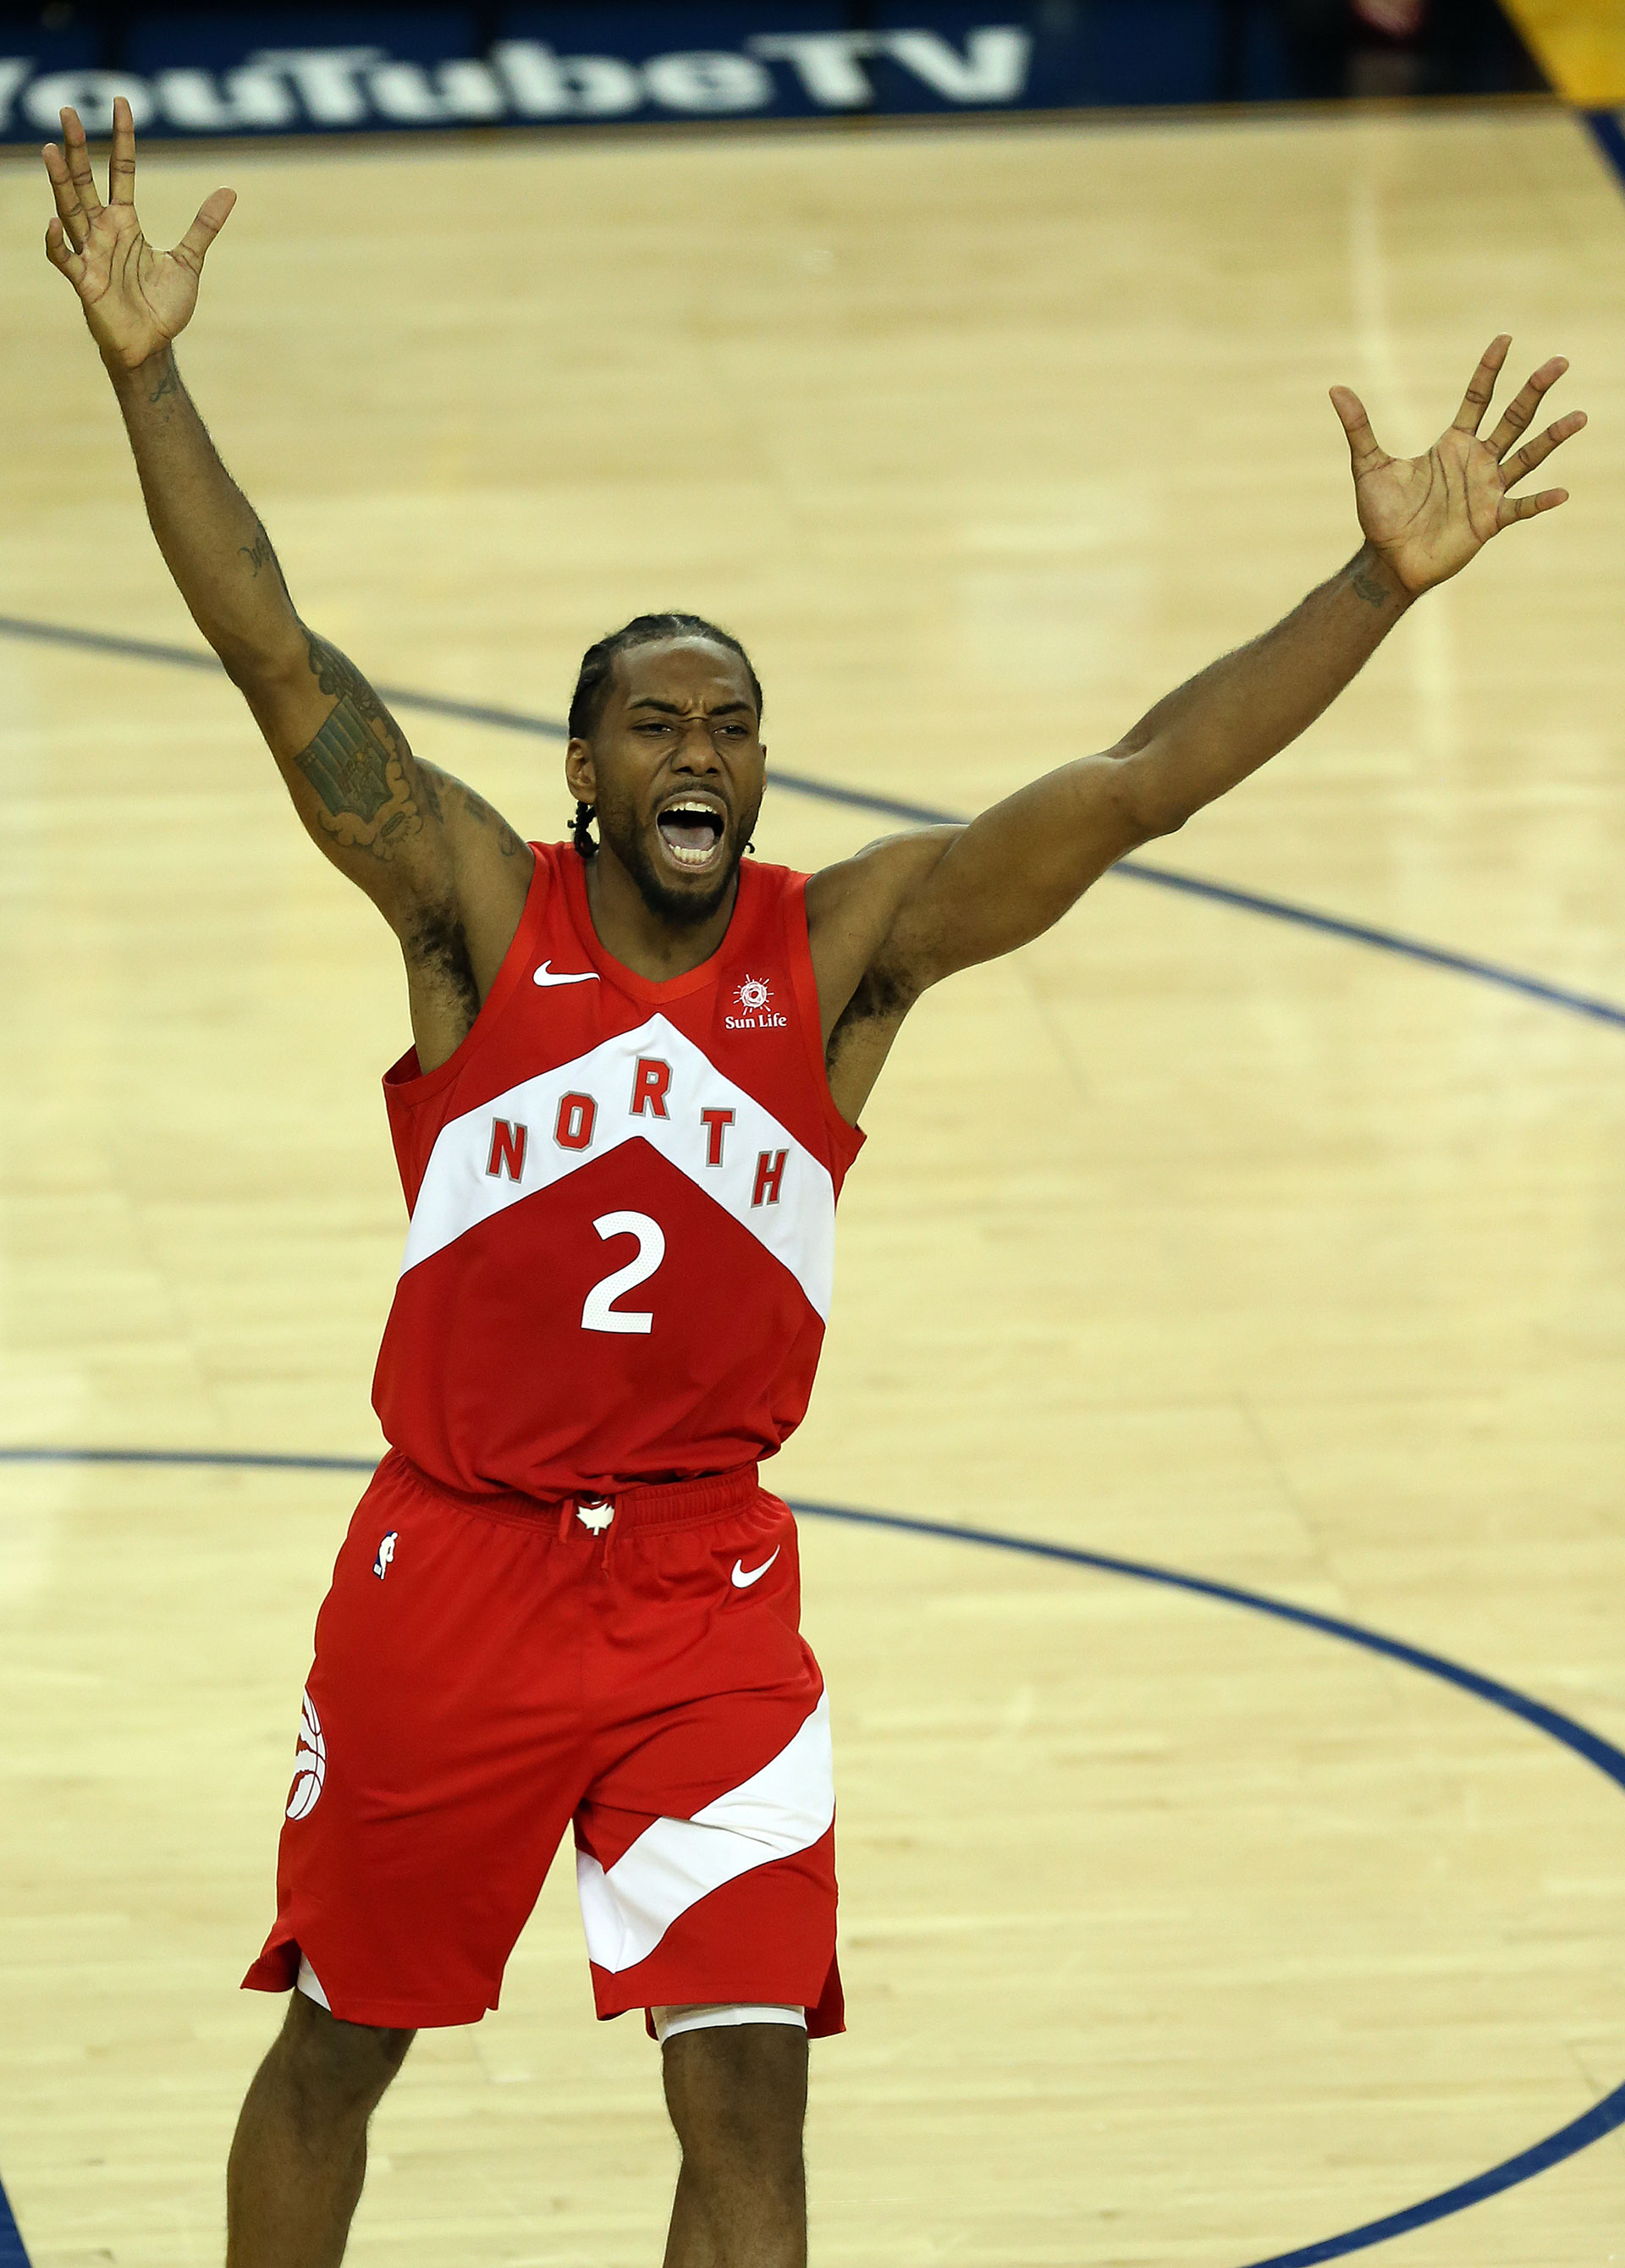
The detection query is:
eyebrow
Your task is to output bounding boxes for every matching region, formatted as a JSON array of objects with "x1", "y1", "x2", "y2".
[{"x1": 626, "y1": 696, "x2": 754, "y2": 718}]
